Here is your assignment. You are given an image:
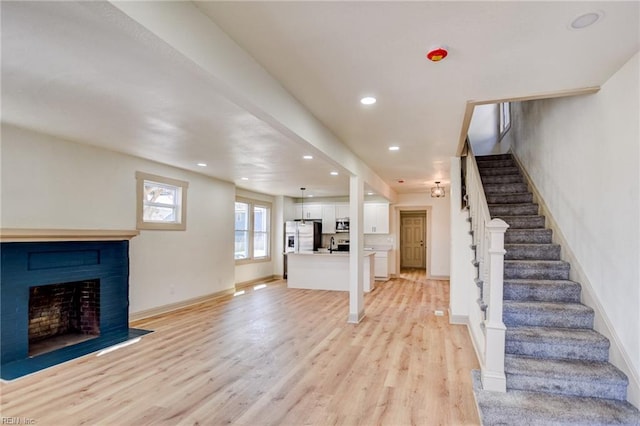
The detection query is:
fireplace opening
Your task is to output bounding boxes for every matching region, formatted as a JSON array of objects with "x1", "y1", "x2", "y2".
[{"x1": 28, "y1": 280, "x2": 100, "y2": 357}]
